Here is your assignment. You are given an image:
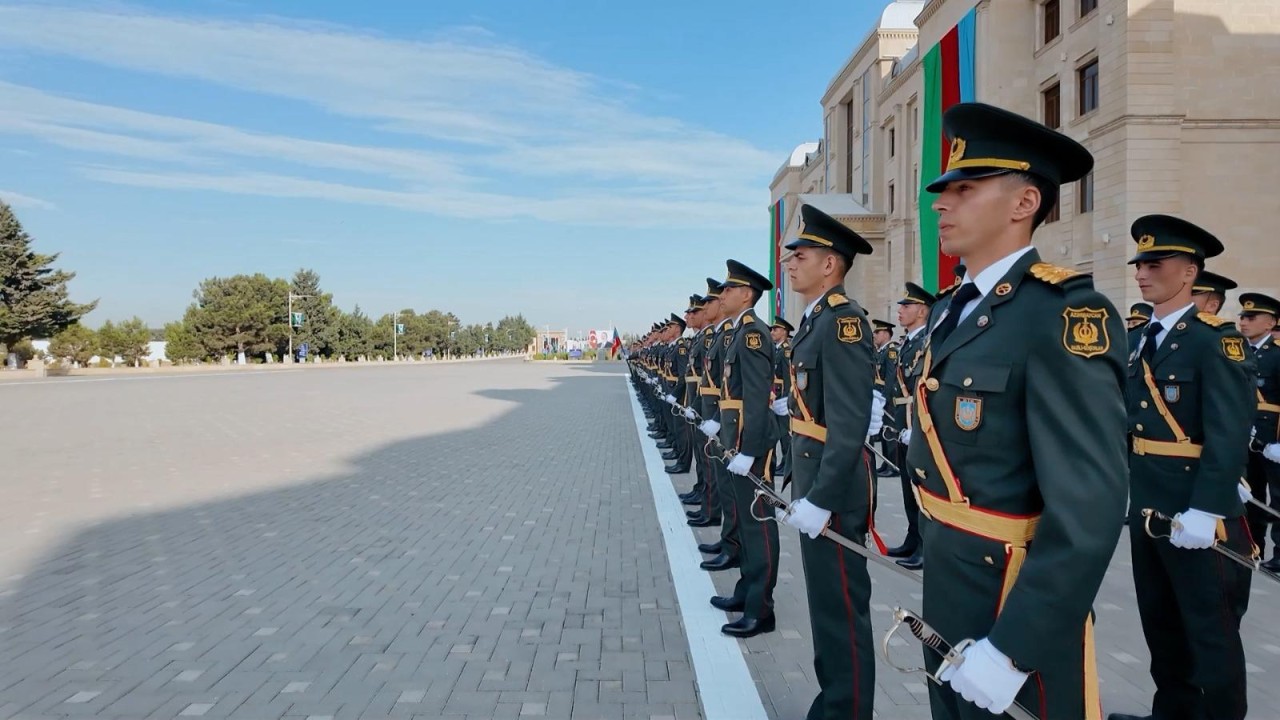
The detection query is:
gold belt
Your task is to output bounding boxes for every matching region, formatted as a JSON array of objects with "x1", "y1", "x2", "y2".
[
  {"x1": 791, "y1": 418, "x2": 827, "y2": 442},
  {"x1": 1259, "y1": 402, "x2": 1280, "y2": 413},
  {"x1": 698, "y1": 388, "x2": 719, "y2": 396},
  {"x1": 720, "y1": 399, "x2": 744, "y2": 411},
  {"x1": 892, "y1": 397, "x2": 913, "y2": 406},
  {"x1": 914, "y1": 486, "x2": 1039, "y2": 546},
  {"x1": 684, "y1": 375, "x2": 698, "y2": 383},
  {"x1": 1131, "y1": 436, "x2": 1203, "y2": 458}
]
